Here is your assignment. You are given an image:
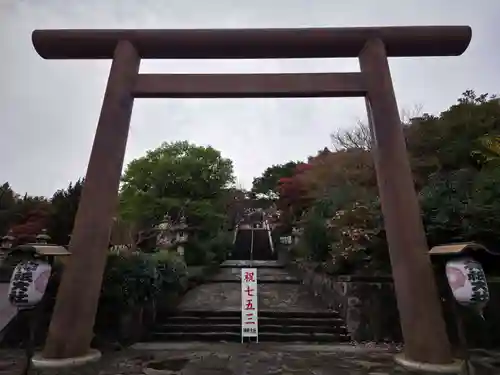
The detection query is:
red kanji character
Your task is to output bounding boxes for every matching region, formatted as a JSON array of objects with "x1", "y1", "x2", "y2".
[
  {"x1": 245, "y1": 313, "x2": 256, "y2": 324},
  {"x1": 245, "y1": 286, "x2": 254, "y2": 297},
  {"x1": 244, "y1": 271, "x2": 255, "y2": 282},
  {"x1": 245, "y1": 299, "x2": 255, "y2": 310}
]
